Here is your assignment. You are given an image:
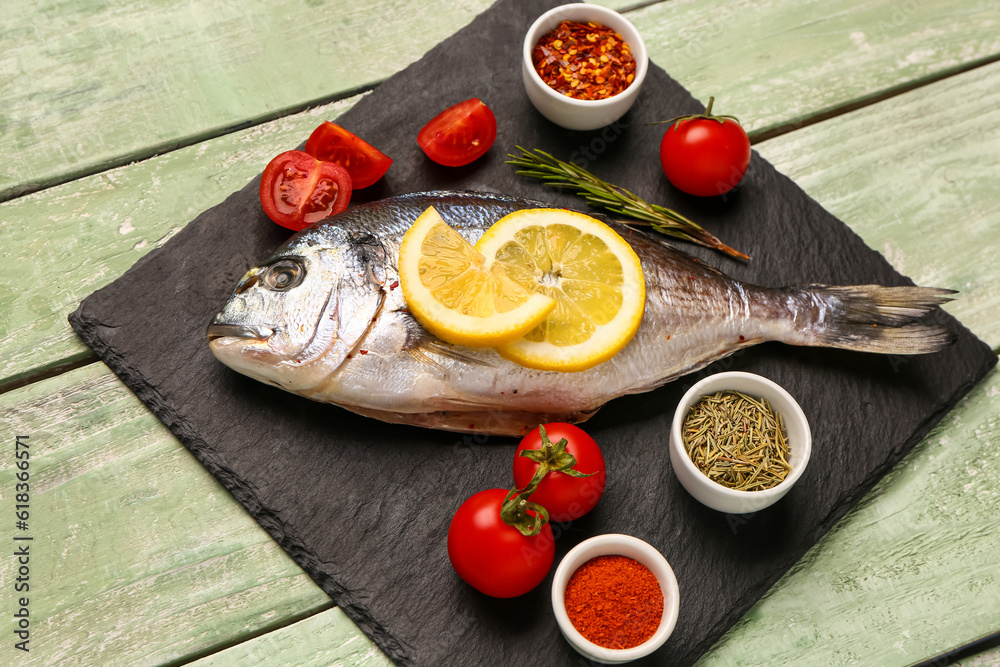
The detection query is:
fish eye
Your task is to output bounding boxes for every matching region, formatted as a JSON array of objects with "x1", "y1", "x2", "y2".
[{"x1": 262, "y1": 259, "x2": 305, "y2": 291}]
